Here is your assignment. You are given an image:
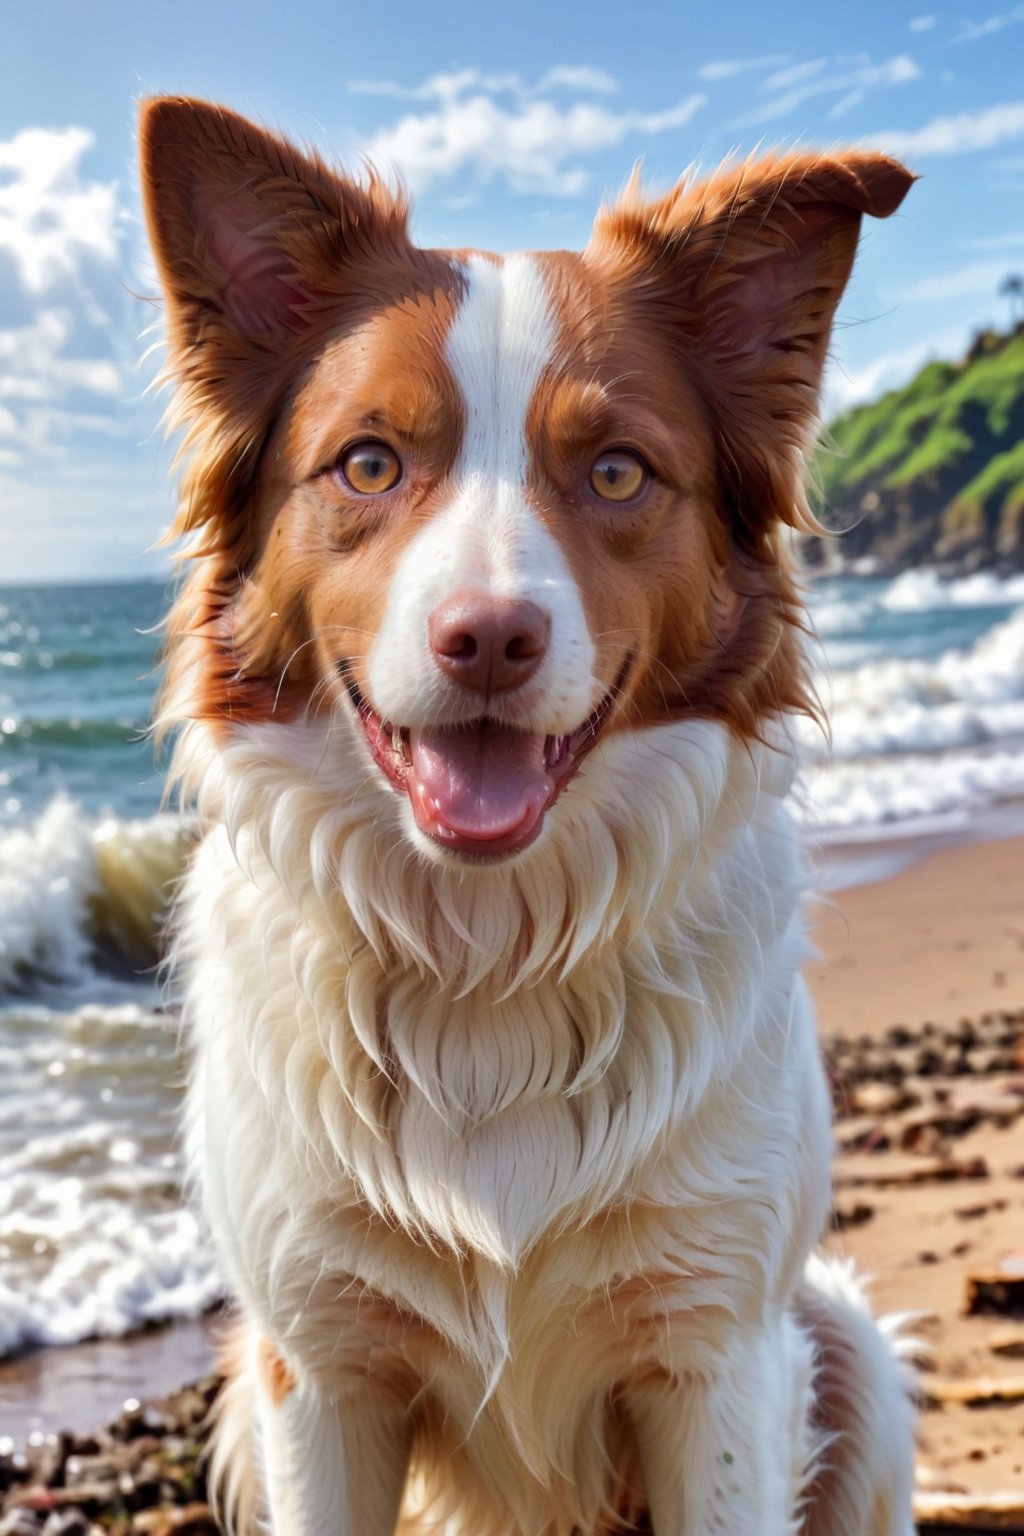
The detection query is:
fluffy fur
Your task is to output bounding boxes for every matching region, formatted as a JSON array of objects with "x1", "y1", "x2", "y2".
[{"x1": 141, "y1": 96, "x2": 916, "y2": 1534}]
